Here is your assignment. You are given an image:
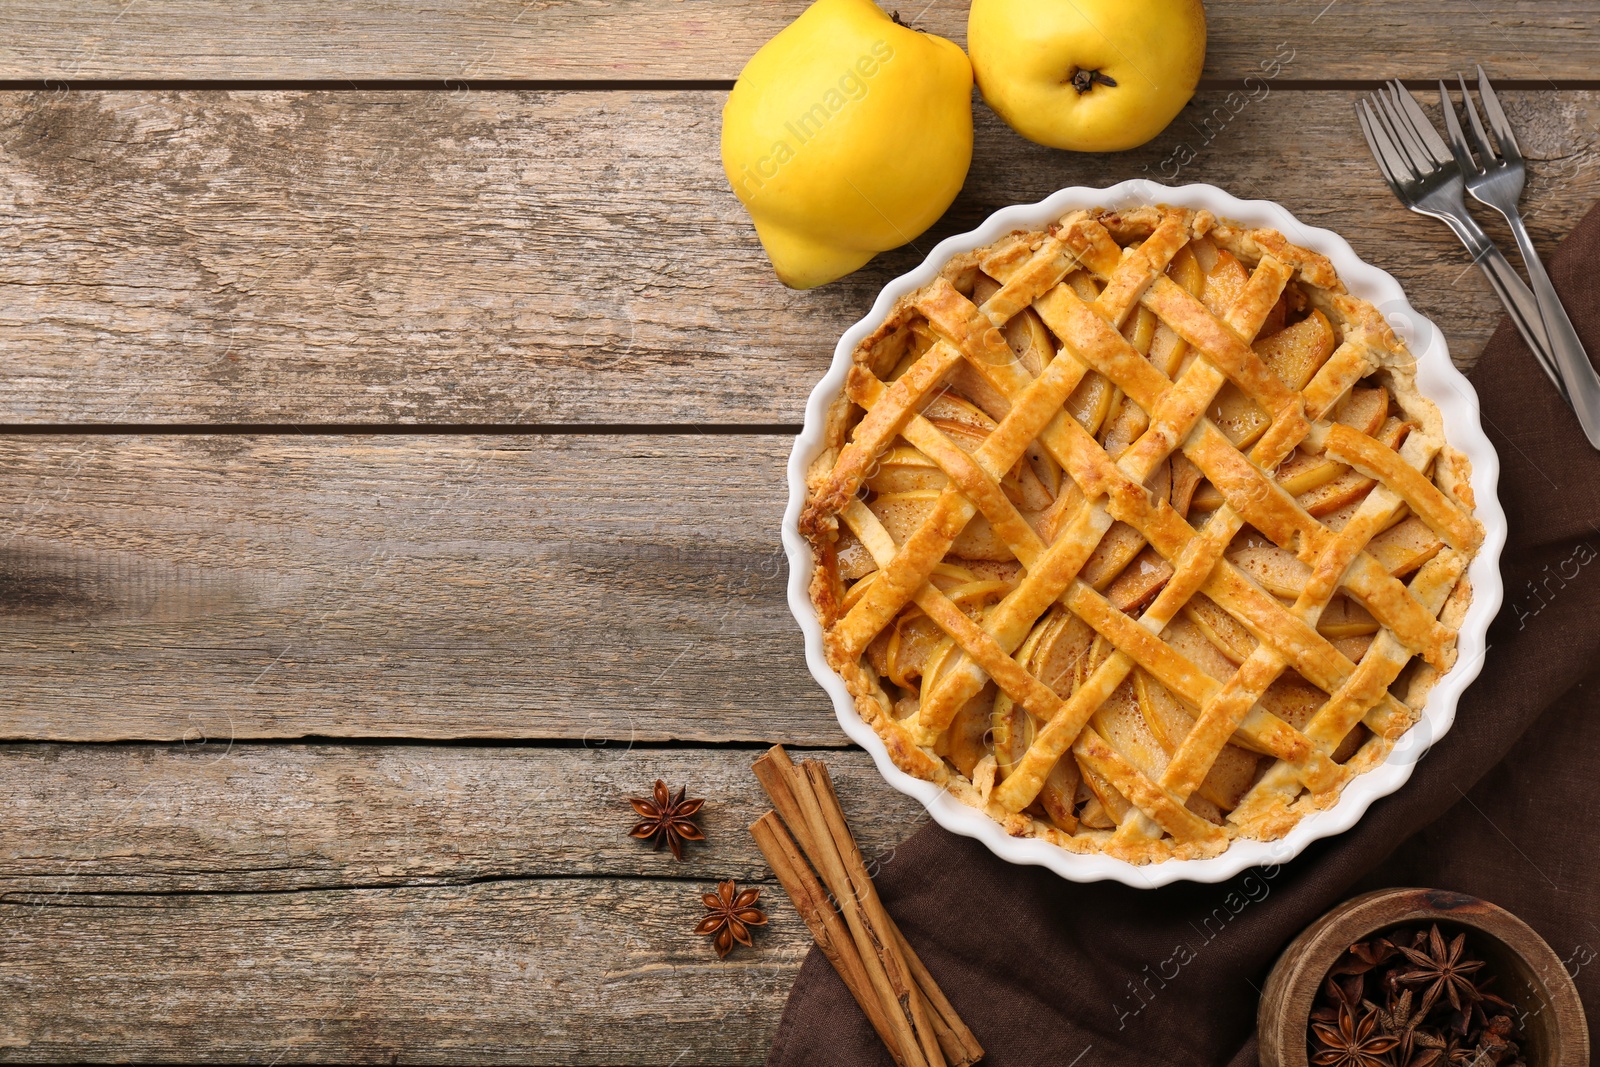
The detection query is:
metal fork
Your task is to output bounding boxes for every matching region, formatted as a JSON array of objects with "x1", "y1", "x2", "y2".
[
  {"x1": 1356, "y1": 84, "x2": 1568, "y2": 406},
  {"x1": 1440, "y1": 66, "x2": 1600, "y2": 445}
]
